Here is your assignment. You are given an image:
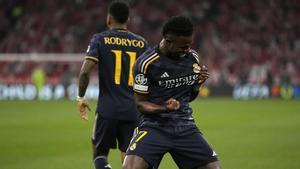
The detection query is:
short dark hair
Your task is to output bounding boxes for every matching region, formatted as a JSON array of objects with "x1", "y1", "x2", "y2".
[
  {"x1": 162, "y1": 16, "x2": 193, "y2": 37},
  {"x1": 108, "y1": 0, "x2": 130, "y2": 24}
]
